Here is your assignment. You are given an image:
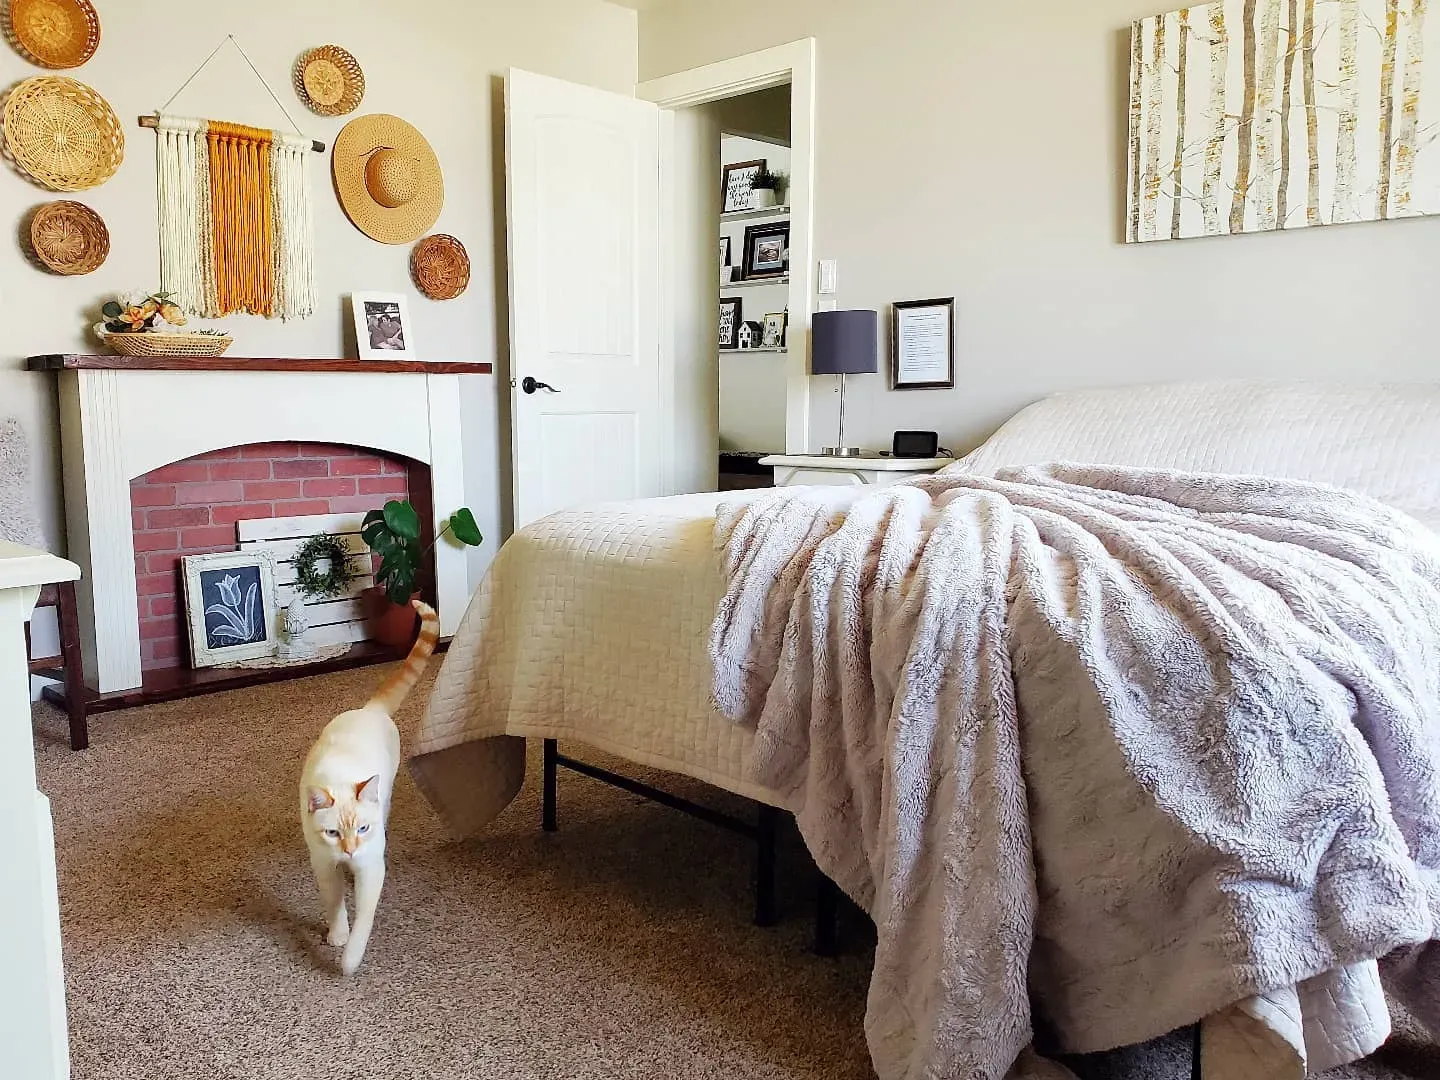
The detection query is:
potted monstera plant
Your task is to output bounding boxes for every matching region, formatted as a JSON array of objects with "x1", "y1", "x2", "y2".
[{"x1": 360, "y1": 500, "x2": 483, "y2": 647}]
